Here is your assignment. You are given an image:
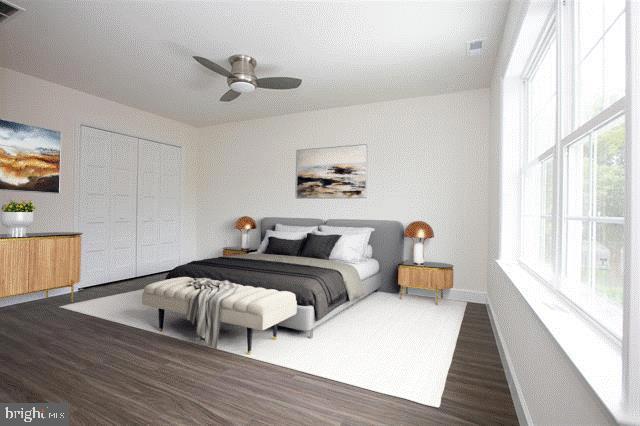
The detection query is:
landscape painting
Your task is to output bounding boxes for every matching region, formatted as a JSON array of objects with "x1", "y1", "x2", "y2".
[
  {"x1": 297, "y1": 144, "x2": 367, "y2": 198},
  {"x1": 0, "y1": 119, "x2": 60, "y2": 193}
]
